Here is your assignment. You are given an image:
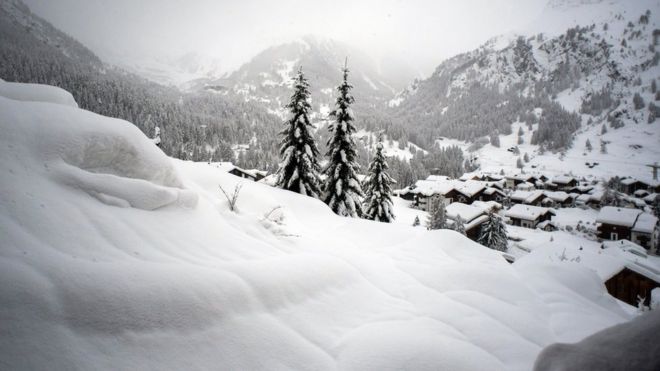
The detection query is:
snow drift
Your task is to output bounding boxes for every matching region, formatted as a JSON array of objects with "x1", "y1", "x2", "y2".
[{"x1": 0, "y1": 83, "x2": 633, "y2": 370}]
